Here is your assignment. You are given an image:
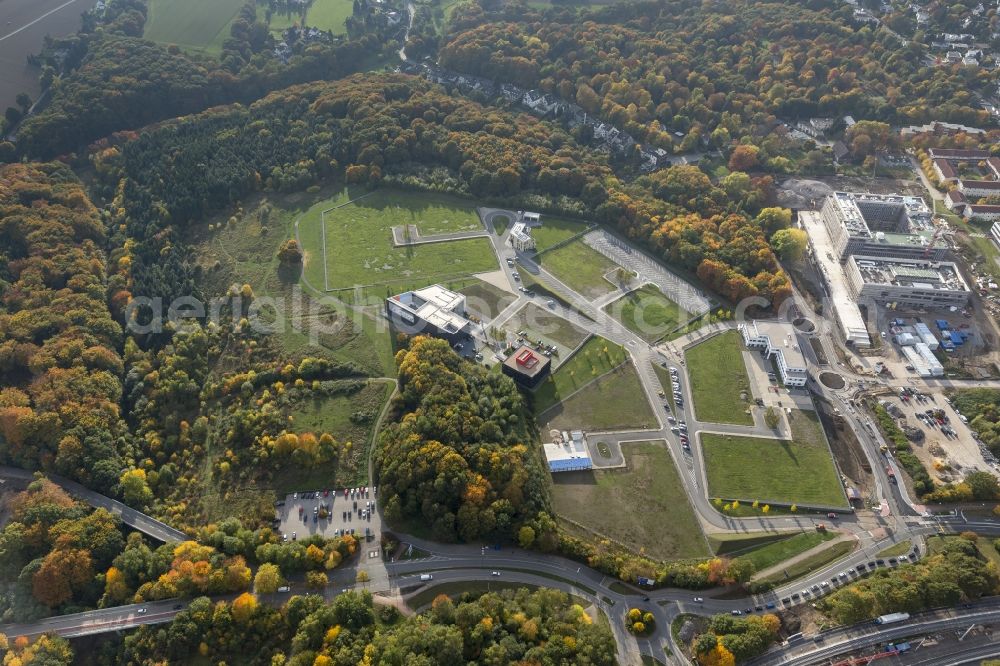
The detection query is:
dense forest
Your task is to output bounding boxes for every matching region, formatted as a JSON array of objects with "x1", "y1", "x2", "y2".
[
  {"x1": 13, "y1": 0, "x2": 382, "y2": 158},
  {"x1": 376, "y1": 336, "x2": 549, "y2": 542},
  {"x1": 0, "y1": 163, "x2": 126, "y2": 493},
  {"x1": 0, "y1": 478, "x2": 357, "y2": 622},
  {"x1": 441, "y1": 0, "x2": 997, "y2": 150},
  {"x1": 8, "y1": 587, "x2": 614, "y2": 665}
]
